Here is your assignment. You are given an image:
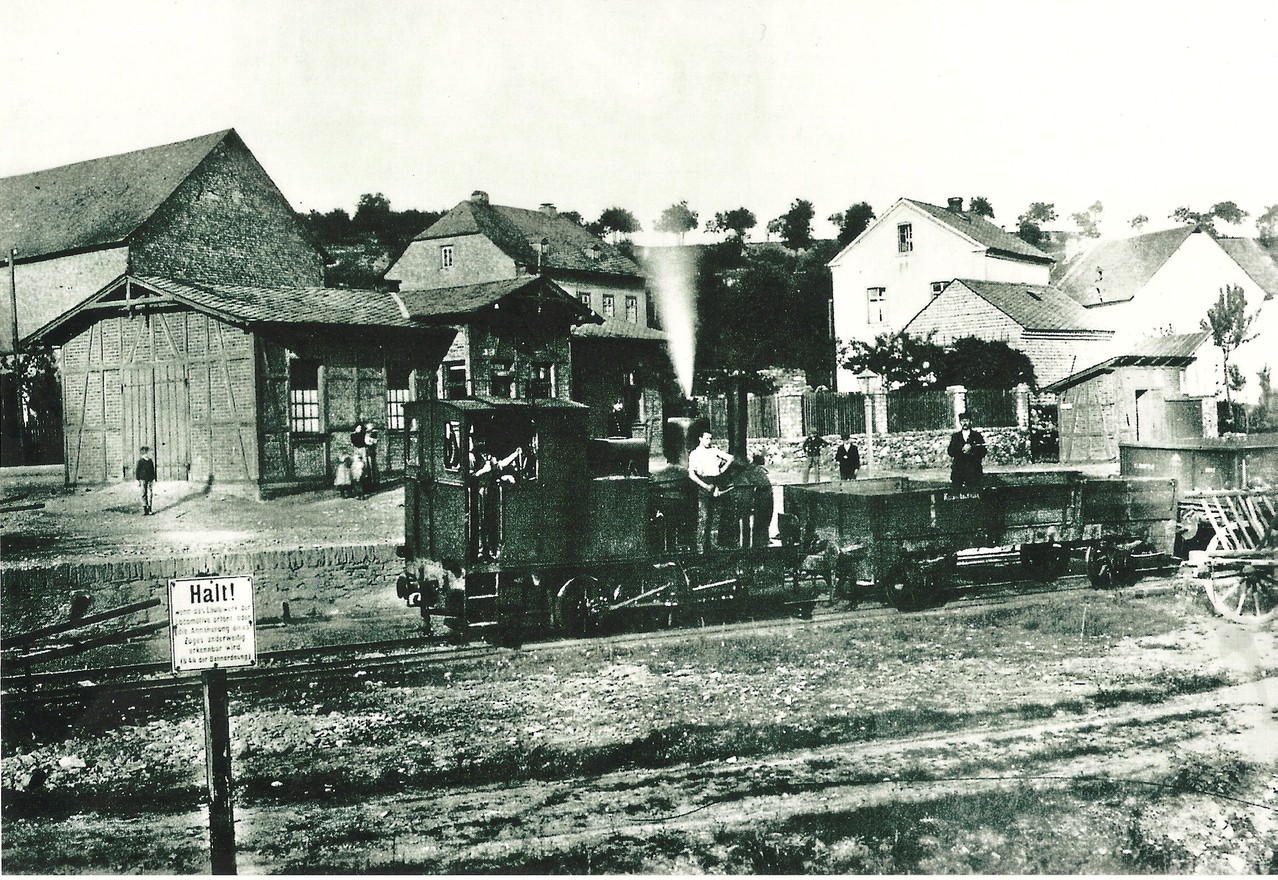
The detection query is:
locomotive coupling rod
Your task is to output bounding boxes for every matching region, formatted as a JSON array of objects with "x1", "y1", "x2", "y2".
[{"x1": 610, "y1": 584, "x2": 678, "y2": 610}]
